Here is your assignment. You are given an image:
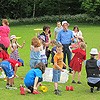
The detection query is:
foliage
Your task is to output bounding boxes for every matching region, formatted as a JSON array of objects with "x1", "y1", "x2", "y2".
[
  {"x1": 81, "y1": 0, "x2": 100, "y2": 17},
  {"x1": 8, "y1": 14, "x2": 100, "y2": 26}
]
